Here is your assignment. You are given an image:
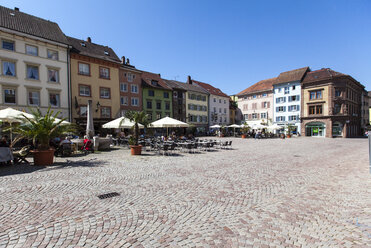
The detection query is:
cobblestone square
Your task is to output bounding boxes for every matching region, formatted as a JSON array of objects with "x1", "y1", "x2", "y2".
[{"x1": 0, "y1": 137, "x2": 370, "y2": 247}]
